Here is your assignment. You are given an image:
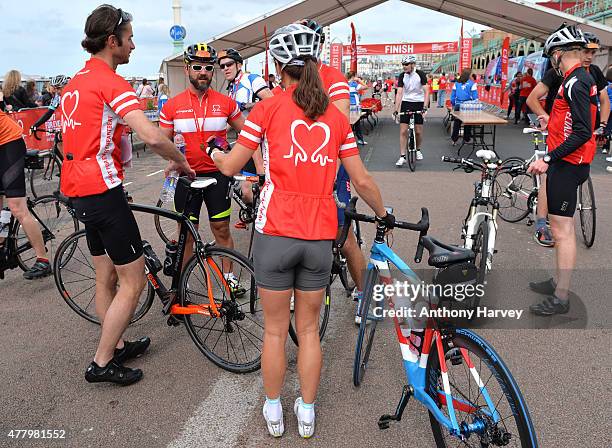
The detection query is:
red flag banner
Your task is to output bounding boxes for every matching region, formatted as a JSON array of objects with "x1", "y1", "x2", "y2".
[
  {"x1": 330, "y1": 43, "x2": 343, "y2": 72},
  {"x1": 499, "y1": 37, "x2": 510, "y2": 106},
  {"x1": 350, "y1": 23, "x2": 357, "y2": 73},
  {"x1": 459, "y1": 38, "x2": 473, "y2": 71},
  {"x1": 341, "y1": 41, "x2": 459, "y2": 55}
]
